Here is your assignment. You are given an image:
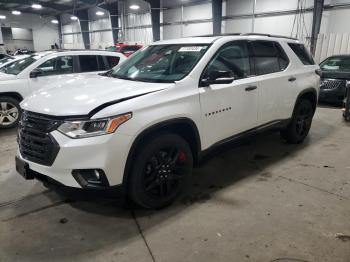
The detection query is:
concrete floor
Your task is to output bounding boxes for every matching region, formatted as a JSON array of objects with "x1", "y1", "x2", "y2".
[{"x1": 0, "y1": 107, "x2": 349, "y2": 262}]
